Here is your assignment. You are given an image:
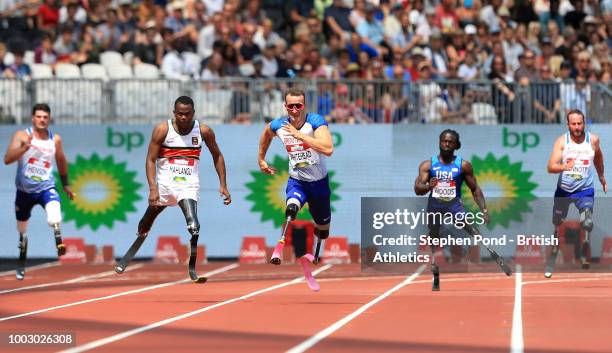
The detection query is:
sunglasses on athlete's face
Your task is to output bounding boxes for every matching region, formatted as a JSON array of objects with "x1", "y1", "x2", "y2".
[{"x1": 285, "y1": 103, "x2": 304, "y2": 111}]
